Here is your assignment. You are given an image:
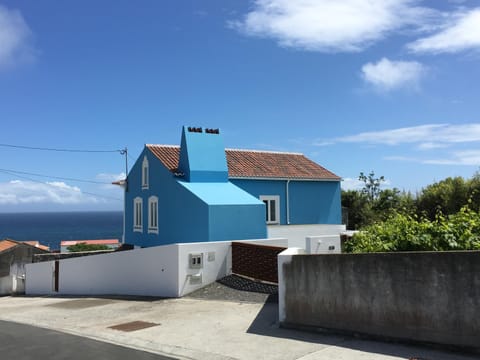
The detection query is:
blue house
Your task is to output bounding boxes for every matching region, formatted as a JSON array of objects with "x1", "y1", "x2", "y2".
[{"x1": 124, "y1": 126, "x2": 342, "y2": 248}]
